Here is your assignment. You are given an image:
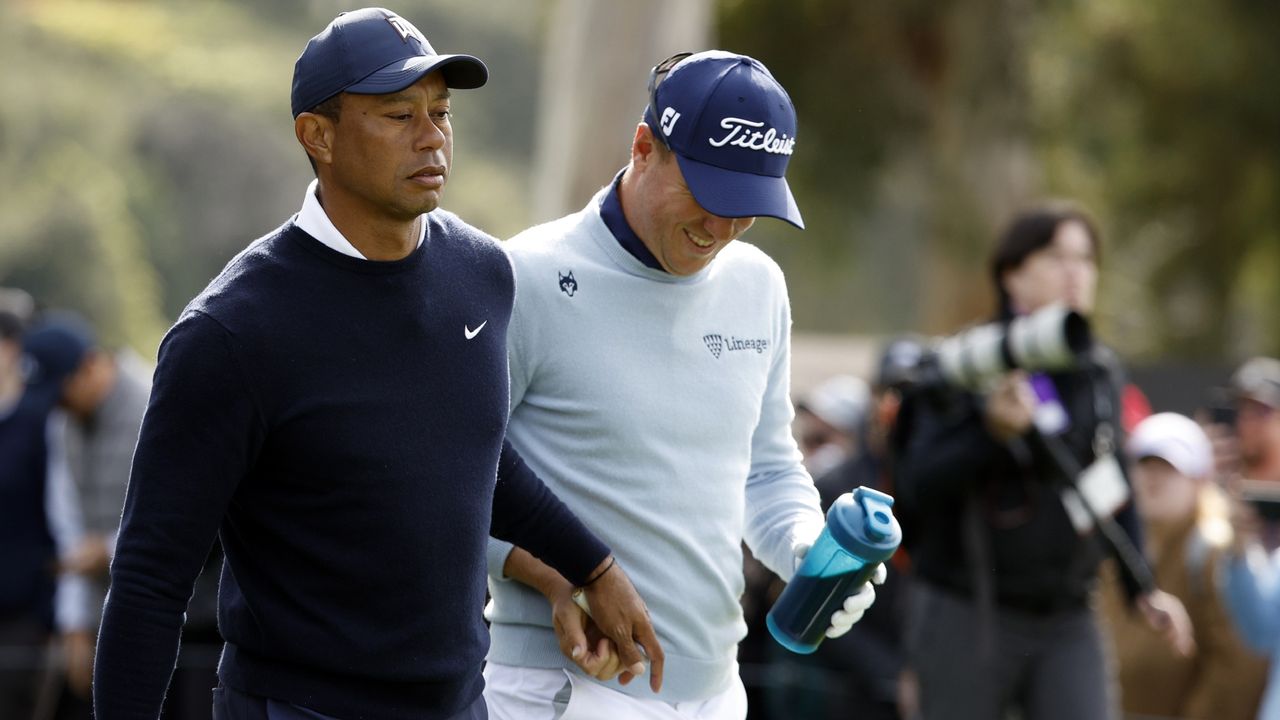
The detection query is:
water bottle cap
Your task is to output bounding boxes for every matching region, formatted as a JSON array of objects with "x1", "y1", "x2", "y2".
[
  {"x1": 857, "y1": 487, "x2": 896, "y2": 542},
  {"x1": 826, "y1": 486, "x2": 902, "y2": 562}
]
